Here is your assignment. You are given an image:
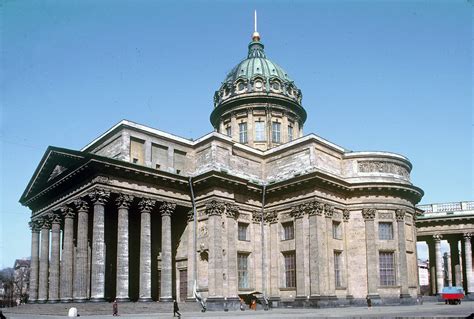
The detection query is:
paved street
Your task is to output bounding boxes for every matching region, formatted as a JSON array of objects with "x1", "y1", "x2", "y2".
[{"x1": 3, "y1": 301, "x2": 474, "y2": 318}]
